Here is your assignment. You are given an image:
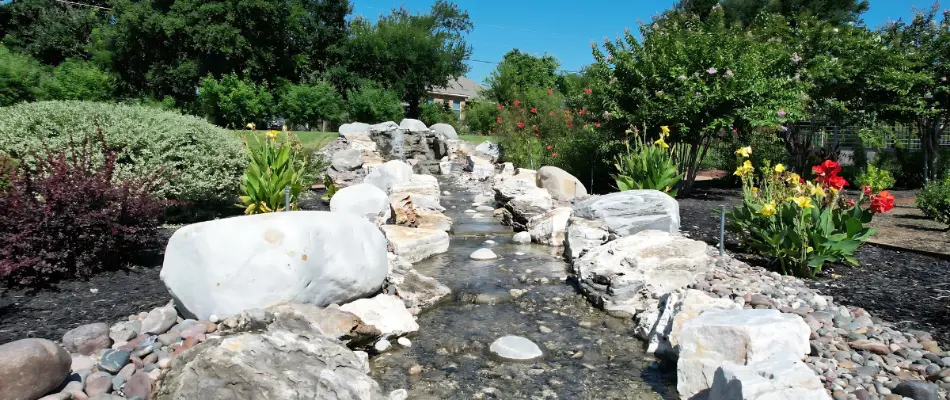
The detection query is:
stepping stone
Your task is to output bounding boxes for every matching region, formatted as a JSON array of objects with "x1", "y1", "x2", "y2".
[
  {"x1": 470, "y1": 249, "x2": 498, "y2": 260},
  {"x1": 484, "y1": 240, "x2": 496, "y2": 245},
  {"x1": 490, "y1": 336, "x2": 543, "y2": 360},
  {"x1": 513, "y1": 232, "x2": 531, "y2": 244}
]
